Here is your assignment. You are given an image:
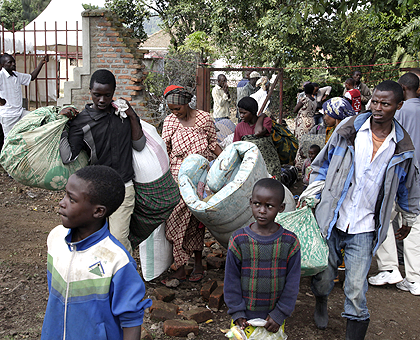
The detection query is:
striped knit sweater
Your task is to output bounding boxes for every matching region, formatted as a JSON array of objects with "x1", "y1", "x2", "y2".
[{"x1": 224, "y1": 224, "x2": 301, "y2": 326}]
